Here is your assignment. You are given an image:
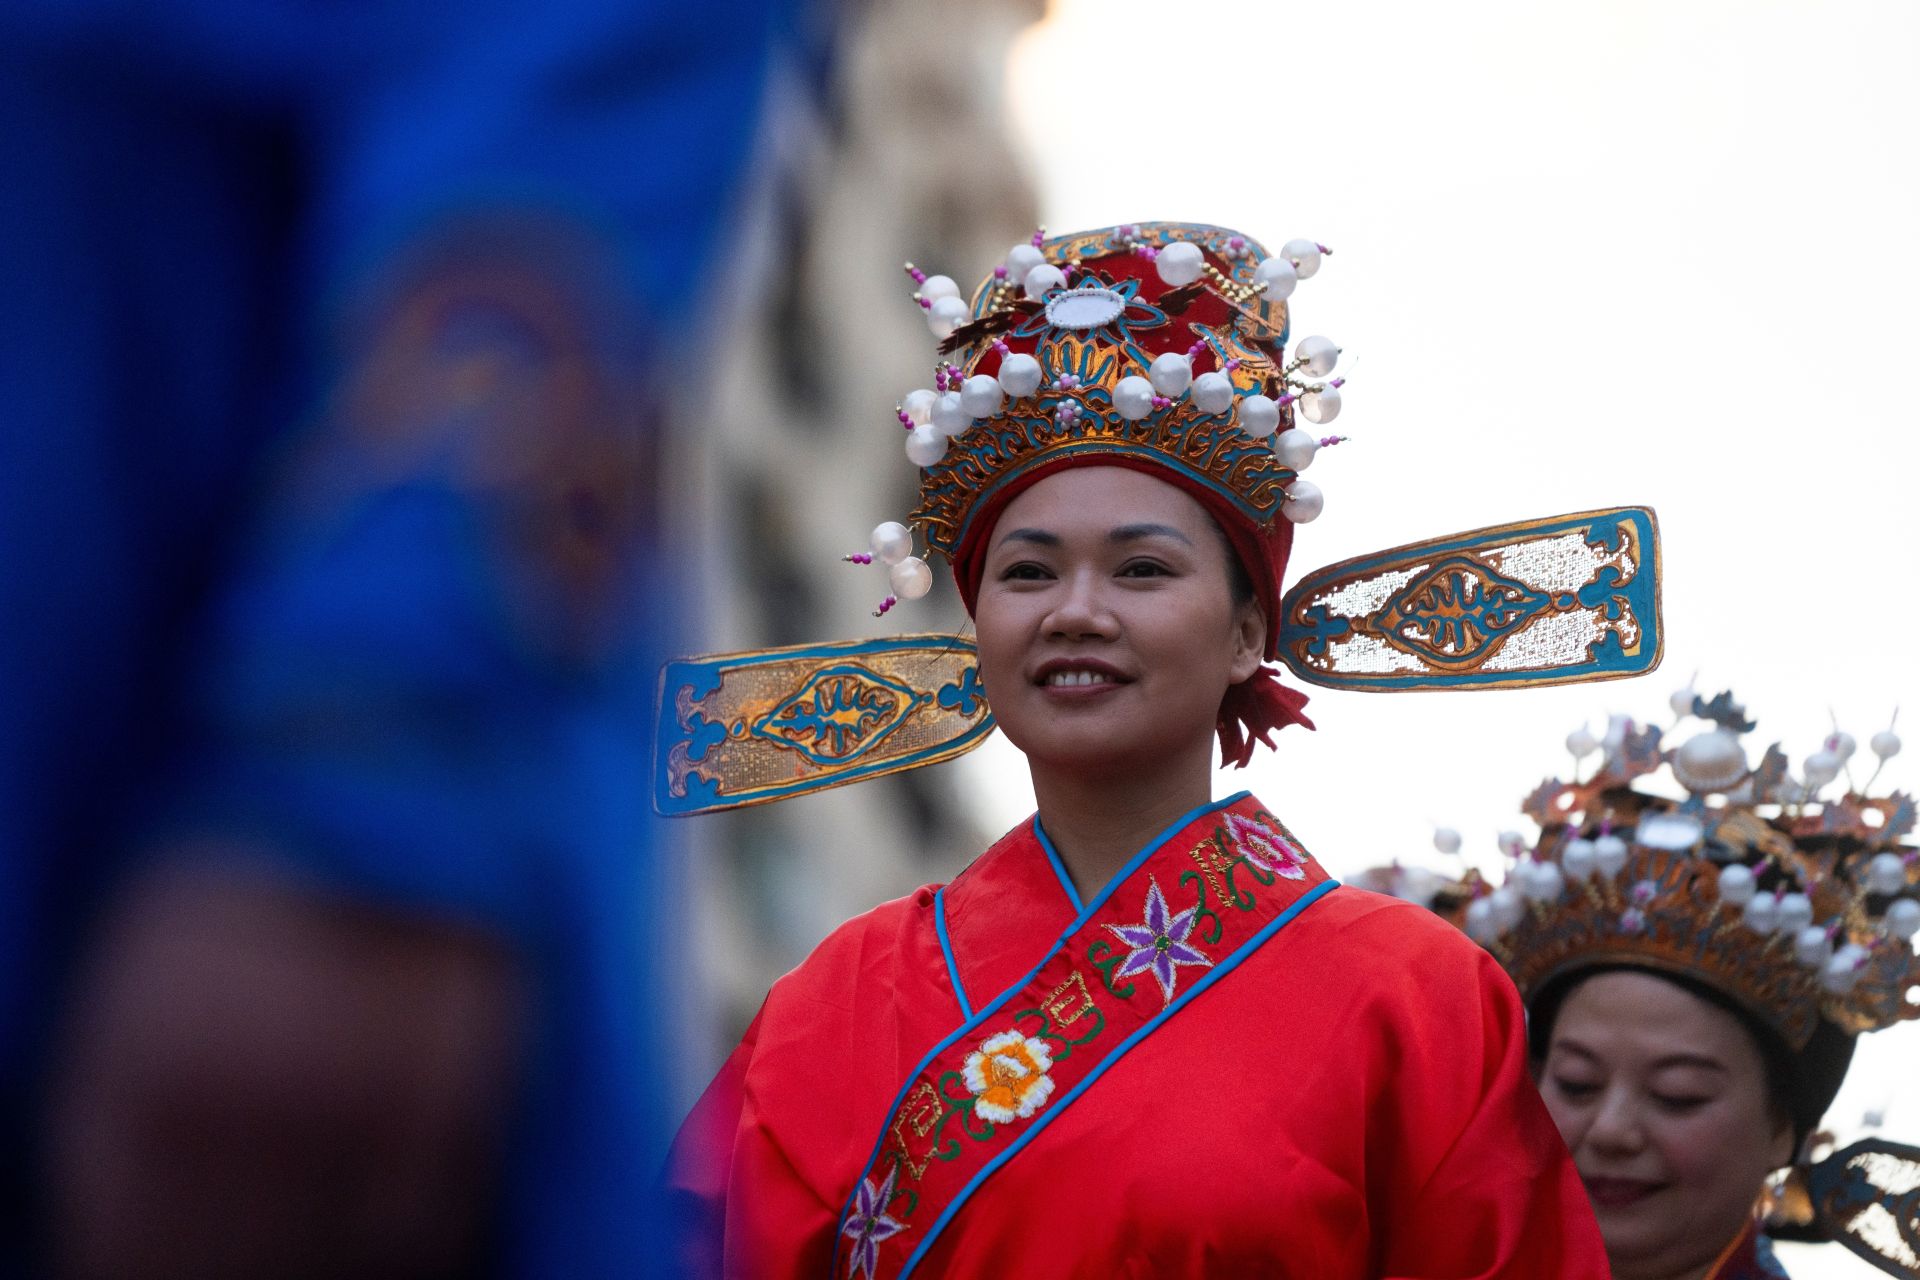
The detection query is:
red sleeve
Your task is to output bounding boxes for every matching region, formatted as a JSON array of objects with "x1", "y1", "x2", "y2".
[
  {"x1": 1376, "y1": 941, "x2": 1610, "y2": 1279},
  {"x1": 665, "y1": 1010, "x2": 759, "y2": 1280}
]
